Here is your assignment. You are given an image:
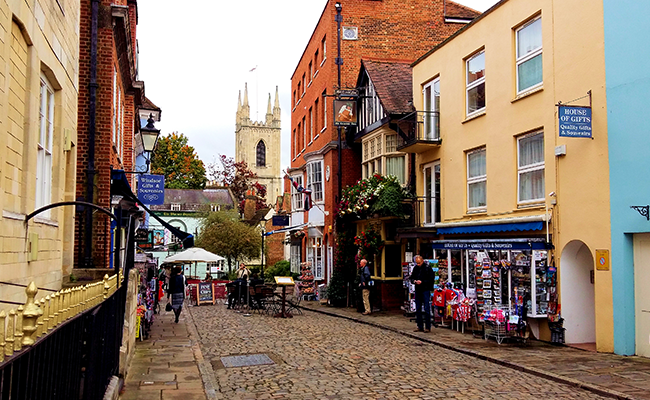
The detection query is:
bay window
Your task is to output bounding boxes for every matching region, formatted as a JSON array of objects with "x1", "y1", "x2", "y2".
[
  {"x1": 516, "y1": 17, "x2": 542, "y2": 93},
  {"x1": 306, "y1": 161, "x2": 323, "y2": 202},
  {"x1": 467, "y1": 148, "x2": 487, "y2": 210},
  {"x1": 291, "y1": 174, "x2": 304, "y2": 211},
  {"x1": 518, "y1": 132, "x2": 544, "y2": 203}
]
